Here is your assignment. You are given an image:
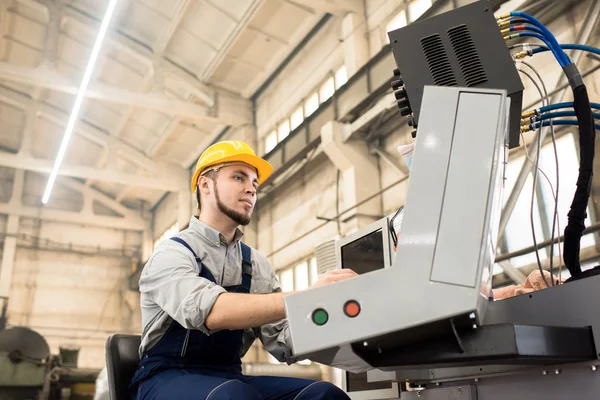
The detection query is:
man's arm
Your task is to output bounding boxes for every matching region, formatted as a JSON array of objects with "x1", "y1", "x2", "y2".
[{"x1": 204, "y1": 269, "x2": 358, "y2": 331}]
